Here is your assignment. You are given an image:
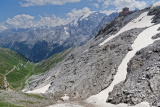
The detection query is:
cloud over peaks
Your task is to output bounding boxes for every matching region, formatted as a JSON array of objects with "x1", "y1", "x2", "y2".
[
  {"x1": 0, "y1": 7, "x2": 93, "y2": 32},
  {"x1": 113, "y1": 0, "x2": 147, "y2": 11},
  {"x1": 64, "y1": 7, "x2": 91, "y2": 24},
  {"x1": 20, "y1": 0, "x2": 81, "y2": 7},
  {"x1": 0, "y1": 14, "x2": 64, "y2": 31}
]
